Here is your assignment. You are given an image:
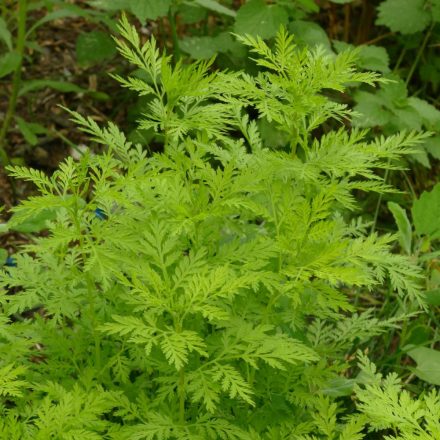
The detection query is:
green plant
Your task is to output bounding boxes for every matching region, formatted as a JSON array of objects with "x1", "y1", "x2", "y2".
[{"x1": 0, "y1": 18, "x2": 435, "y2": 438}]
